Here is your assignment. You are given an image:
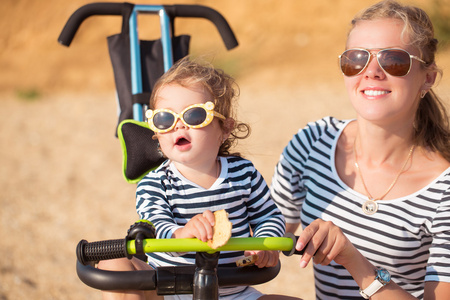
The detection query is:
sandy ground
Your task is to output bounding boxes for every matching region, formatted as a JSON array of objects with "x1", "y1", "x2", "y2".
[{"x1": 1, "y1": 0, "x2": 449, "y2": 299}]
